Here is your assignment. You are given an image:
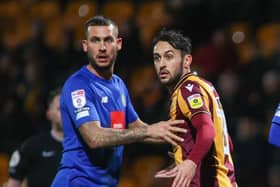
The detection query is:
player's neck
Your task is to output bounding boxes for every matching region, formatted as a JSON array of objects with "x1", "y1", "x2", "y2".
[
  {"x1": 87, "y1": 64, "x2": 113, "y2": 80},
  {"x1": 51, "y1": 128, "x2": 63, "y2": 142}
]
